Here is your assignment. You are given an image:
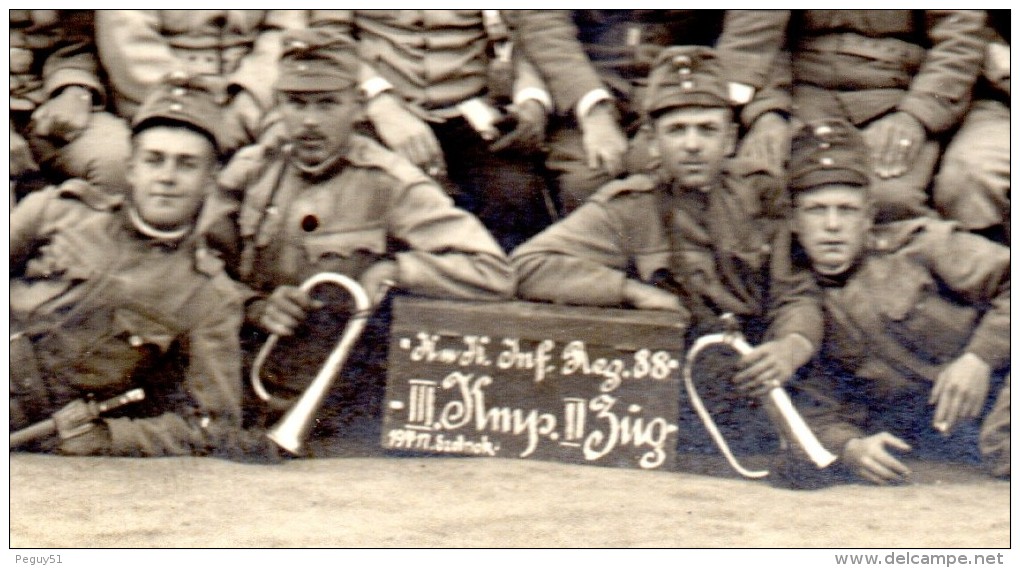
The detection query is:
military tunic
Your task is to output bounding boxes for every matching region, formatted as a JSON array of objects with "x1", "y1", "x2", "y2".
[
  {"x1": 222, "y1": 134, "x2": 514, "y2": 300},
  {"x1": 511, "y1": 162, "x2": 822, "y2": 345},
  {"x1": 786, "y1": 10, "x2": 988, "y2": 221},
  {"x1": 794, "y1": 219, "x2": 1010, "y2": 472},
  {"x1": 9, "y1": 182, "x2": 245, "y2": 457}
]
